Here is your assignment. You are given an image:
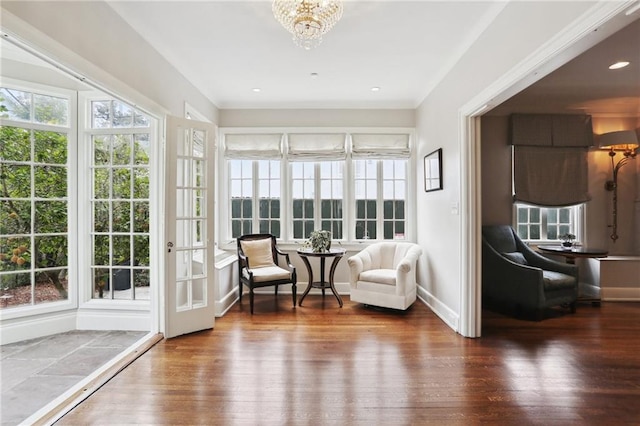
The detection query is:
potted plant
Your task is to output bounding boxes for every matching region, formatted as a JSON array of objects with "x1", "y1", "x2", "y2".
[
  {"x1": 305, "y1": 230, "x2": 332, "y2": 252},
  {"x1": 559, "y1": 233, "x2": 576, "y2": 248}
]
